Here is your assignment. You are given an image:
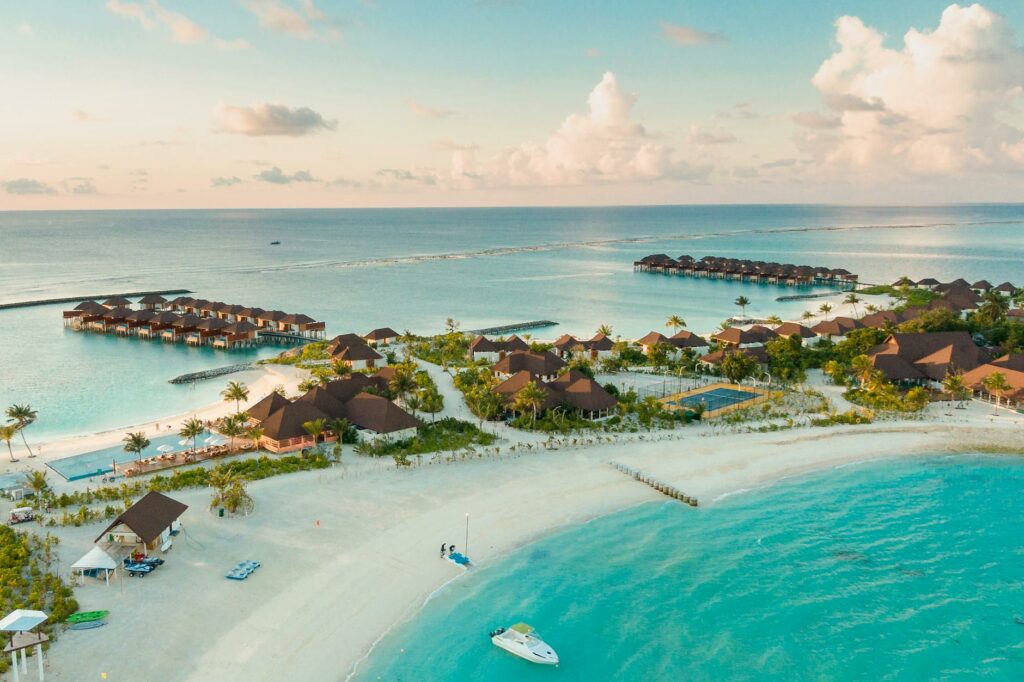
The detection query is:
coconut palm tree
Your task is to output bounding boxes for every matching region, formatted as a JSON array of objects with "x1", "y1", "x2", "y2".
[
  {"x1": 303, "y1": 418, "x2": 326, "y2": 451},
  {"x1": 219, "y1": 414, "x2": 247, "y2": 452},
  {"x1": 844, "y1": 293, "x2": 862, "y2": 317},
  {"x1": 818, "y1": 302, "x2": 833, "y2": 321},
  {"x1": 122, "y1": 431, "x2": 151, "y2": 465},
  {"x1": 512, "y1": 381, "x2": 547, "y2": 426},
  {"x1": 982, "y1": 372, "x2": 1011, "y2": 407},
  {"x1": 388, "y1": 365, "x2": 416, "y2": 403},
  {"x1": 801, "y1": 310, "x2": 814, "y2": 322},
  {"x1": 420, "y1": 389, "x2": 444, "y2": 423},
  {"x1": 941, "y1": 372, "x2": 970, "y2": 408},
  {"x1": 247, "y1": 425, "x2": 264, "y2": 451},
  {"x1": 734, "y1": 296, "x2": 751, "y2": 317},
  {"x1": 0, "y1": 424, "x2": 18, "y2": 463},
  {"x1": 850, "y1": 354, "x2": 874, "y2": 388},
  {"x1": 665, "y1": 315, "x2": 687, "y2": 334},
  {"x1": 6, "y1": 404, "x2": 37, "y2": 458},
  {"x1": 328, "y1": 417, "x2": 351, "y2": 443},
  {"x1": 405, "y1": 392, "x2": 422, "y2": 419},
  {"x1": 178, "y1": 417, "x2": 205, "y2": 454},
  {"x1": 865, "y1": 303, "x2": 879, "y2": 314},
  {"x1": 208, "y1": 467, "x2": 254, "y2": 515},
  {"x1": 766, "y1": 314, "x2": 783, "y2": 326},
  {"x1": 596, "y1": 324, "x2": 613, "y2": 337},
  {"x1": 221, "y1": 381, "x2": 250, "y2": 413},
  {"x1": 24, "y1": 470, "x2": 49, "y2": 497}
]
